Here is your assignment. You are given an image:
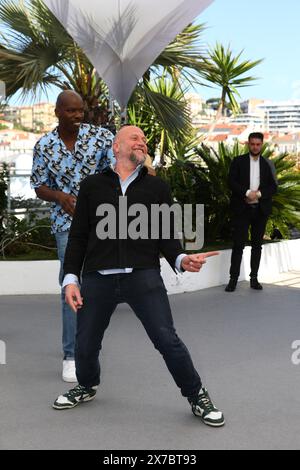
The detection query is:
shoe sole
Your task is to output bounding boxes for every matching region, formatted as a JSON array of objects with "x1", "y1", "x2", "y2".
[
  {"x1": 201, "y1": 418, "x2": 225, "y2": 427},
  {"x1": 52, "y1": 394, "x2": 96, "y2": 410}
]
